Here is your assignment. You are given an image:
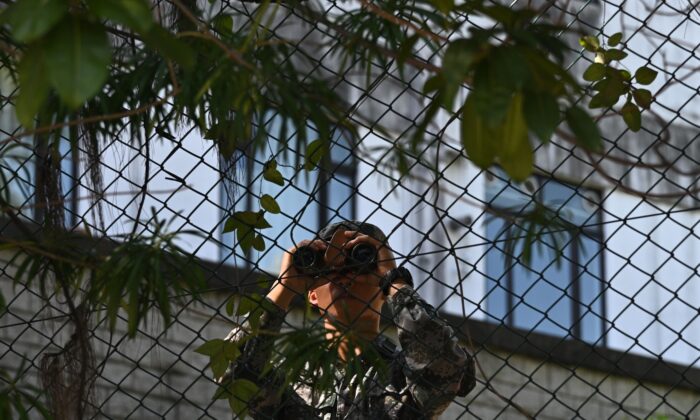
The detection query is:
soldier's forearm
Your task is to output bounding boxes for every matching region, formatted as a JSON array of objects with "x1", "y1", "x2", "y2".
[{"x1": 266, "y1": 280, "x2": 296, "y2": 311}]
